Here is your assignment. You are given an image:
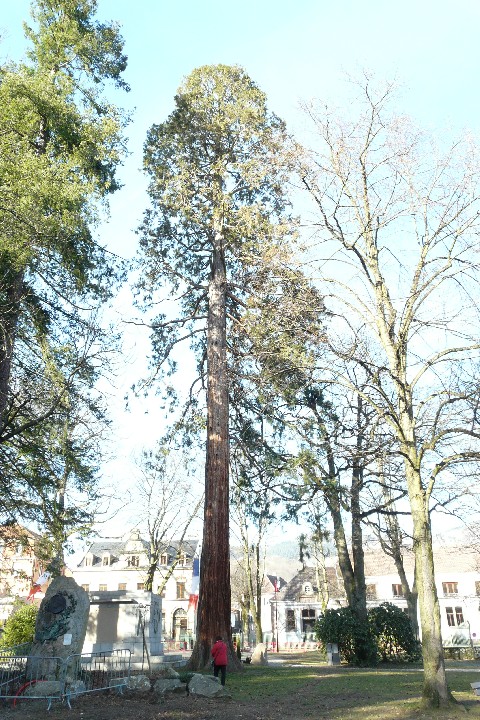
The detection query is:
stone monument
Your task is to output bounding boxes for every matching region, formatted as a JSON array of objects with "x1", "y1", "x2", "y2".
[{"x1": 30, "y1": 576, "x2": 90, "y2": 661}]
